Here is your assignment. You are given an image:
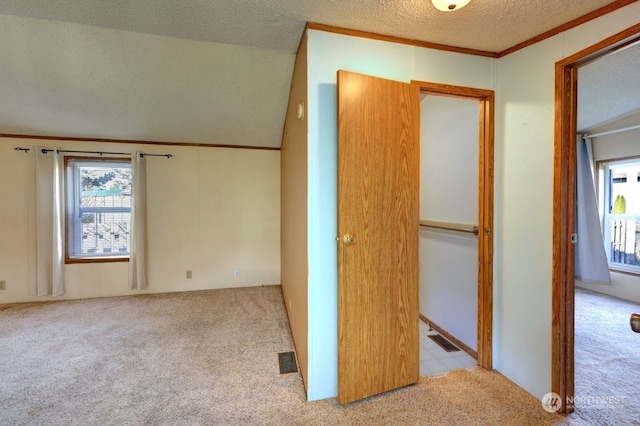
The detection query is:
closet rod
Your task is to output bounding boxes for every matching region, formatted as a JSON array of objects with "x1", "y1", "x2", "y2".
[
  {"x1": 419, "y1": 220, "x2": 478, "y2": 236},
  {"x1": 583, "y1": 123, "x2": 640, "y2": 139}
]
